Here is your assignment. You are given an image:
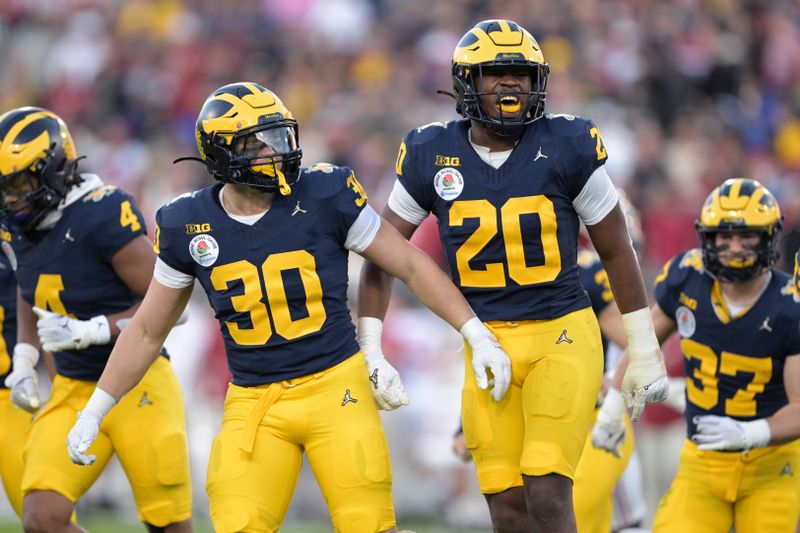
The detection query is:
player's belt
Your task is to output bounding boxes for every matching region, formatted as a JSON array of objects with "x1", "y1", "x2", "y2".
[
  {"x1": 238, "y1": 366, "x2": 334, "y2": 454},
  {"x1": 239, "y1": 384, "x2": 284, "y2": 454}
]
